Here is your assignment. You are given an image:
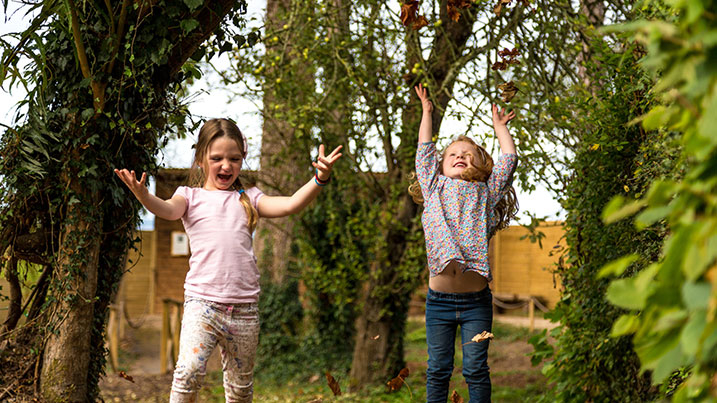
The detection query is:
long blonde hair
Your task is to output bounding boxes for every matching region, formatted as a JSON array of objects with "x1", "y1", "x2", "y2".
[
  {"x1": 408, "y1": 135, "x2": 519, "y2": 233},
  {"x1": 187, "y1": 118, "x2": 259, "y2": 232}
]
